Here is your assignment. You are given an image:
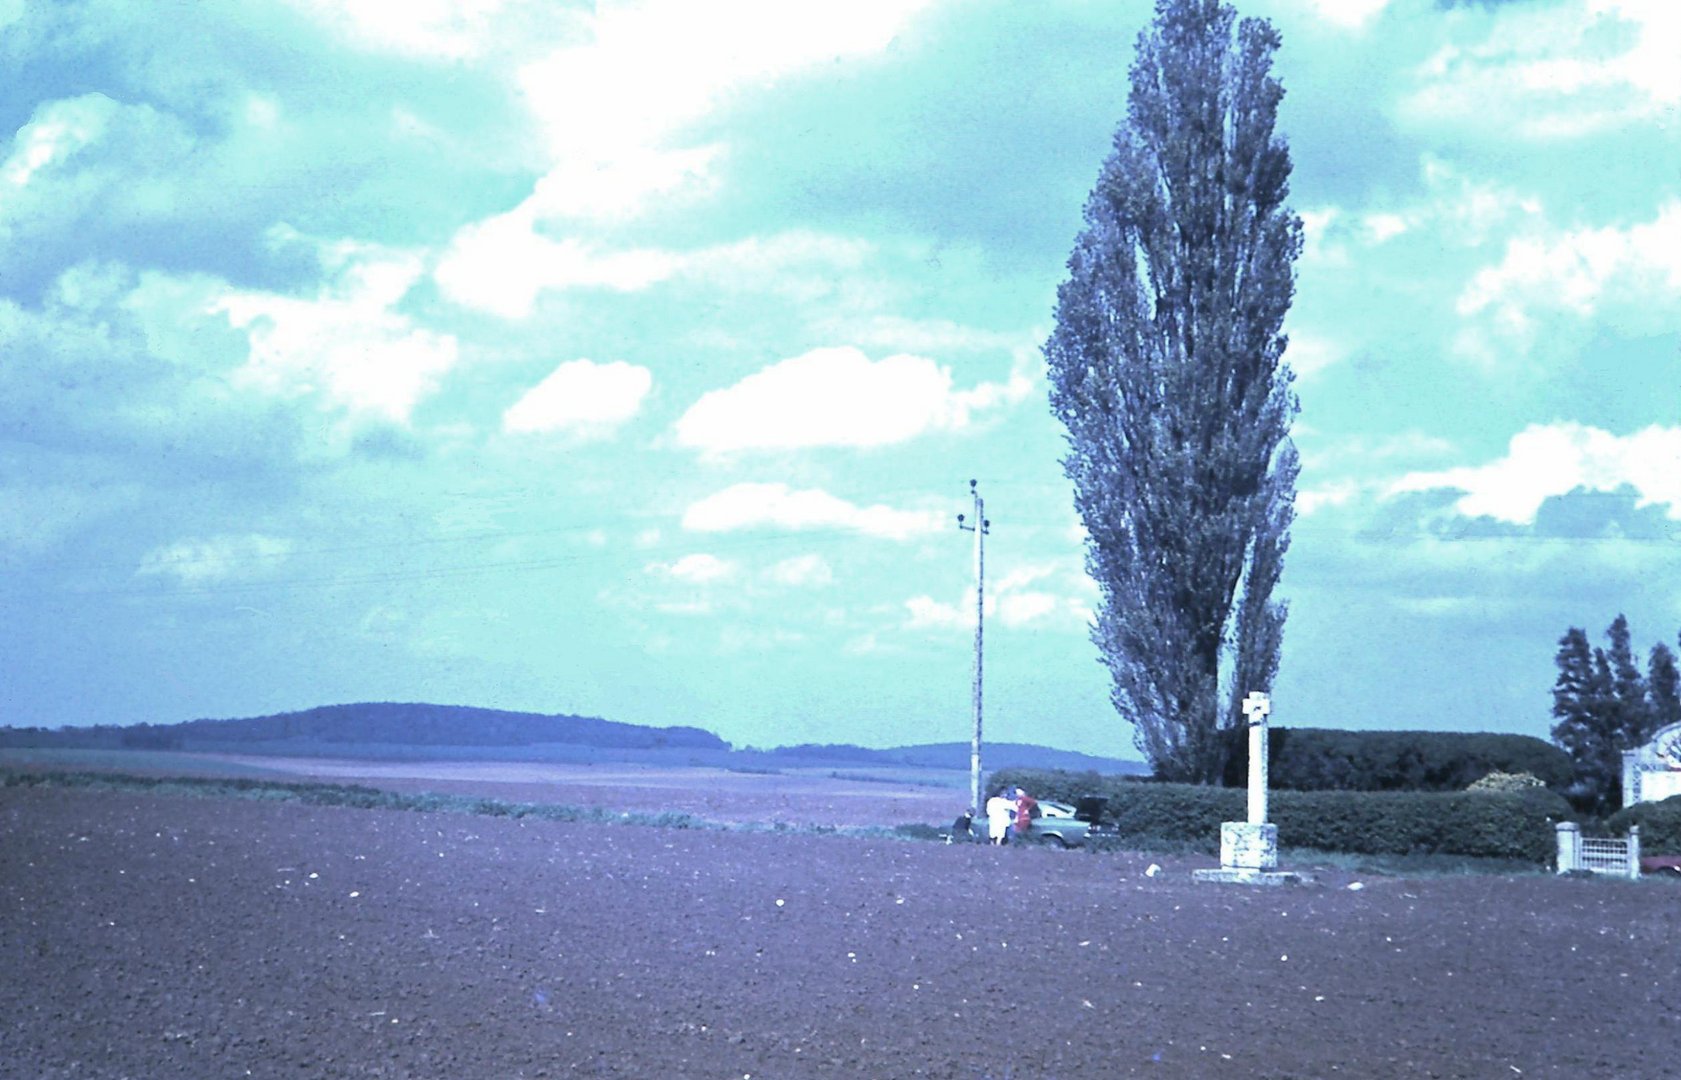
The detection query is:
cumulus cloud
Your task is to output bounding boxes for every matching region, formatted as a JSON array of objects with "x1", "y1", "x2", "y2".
[
  {"x1": 905, "y1": 593, "x2": 973, "y2": 630},
  {"x1": 432, "y1": 0, "x2": 935, "y2": 311},
  {"x1": 214, "y1": 236, "x2": 459, "y2": 423},
  {"x1": 1456, "y1": 200, "x2": 1681, "y2": 350},
  {"x1": 518, "y1": 0, "x2": 935, "y2": 164},
  {"x1": 0, "y1": 94, "x2": 197, "y2": 246},
  {"x1": 1388, "y1": 422, "x2": 1681, "y2": 524},
  {"x1": 502, "y1": 359, "x2": 653, "y2": 436},
  {"x1": 137, "y1": 534, "x2": 294, "y2": 584},
  {"x1": 674, "y1": 347, "x2": 1033, "y2": 454},
  {"x1": 435, "y1": 207, "x2": 677, "y2": 318},
  {"x1": 1400, "y1": 0, "x2": 1681, "y2": 138},
  {"x1": 683, "y1": 483, "x2": 944, "y2": 540},
  {"x1": 903, "y1": 562, "x2": 1087, "y2": 632}
]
